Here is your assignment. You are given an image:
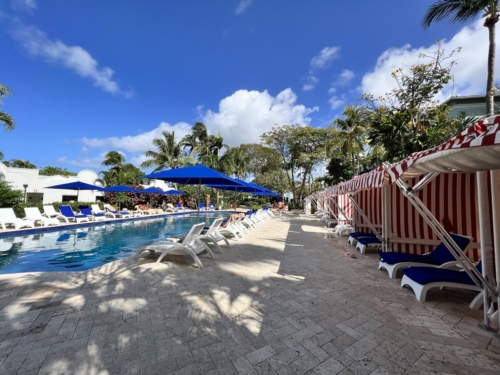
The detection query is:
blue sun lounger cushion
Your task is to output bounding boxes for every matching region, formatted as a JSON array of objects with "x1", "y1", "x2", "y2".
[
  {"x1": 349, "y1": 232, "x2": 378, "y2": 238},
  {"x1": 400, "y1": 261, "x2": 482, "y2": 302},
  {"x1": 379, "y1": 233, "x2": 471, "y2": 266},
  {"x1": 402, "y1": 265, "x2": 479, "y2": 286}
]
